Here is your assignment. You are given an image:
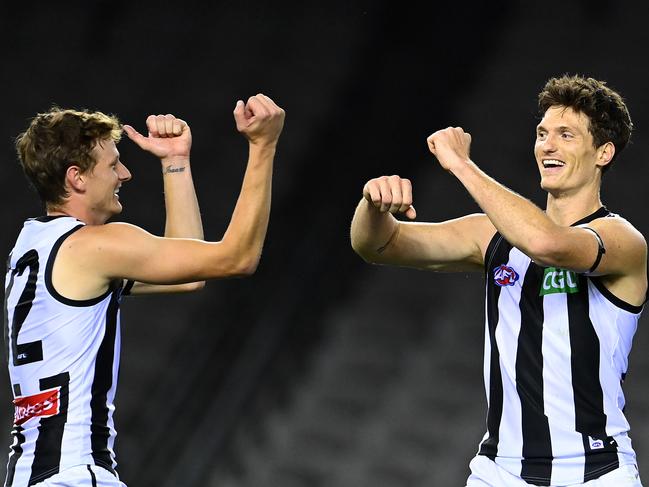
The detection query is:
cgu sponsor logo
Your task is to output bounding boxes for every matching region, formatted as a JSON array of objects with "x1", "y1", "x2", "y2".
[
  {"x1": 493, "y1": 265, "x2": 519, "y2": 287},
  {"x1": 540, "y1": 267, "x2": 579, "y2": 296},
  {"x1": 13, "y1": 387, "x2": 61, "y2": 426}
]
